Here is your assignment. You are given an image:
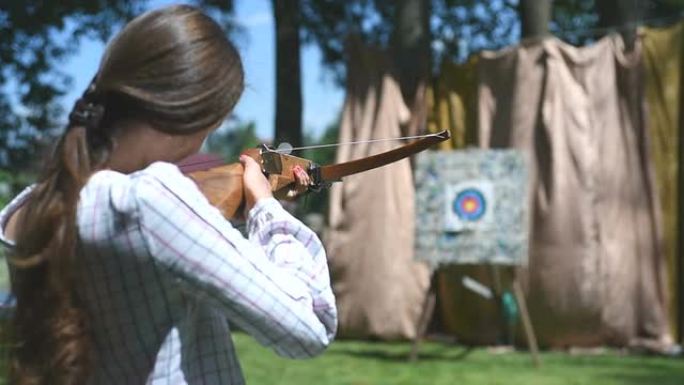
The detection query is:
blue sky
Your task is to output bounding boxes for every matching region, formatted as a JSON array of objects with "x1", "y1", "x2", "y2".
[{"x1": 62, "y1": 0, "x2": 344, "y2": 140}]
